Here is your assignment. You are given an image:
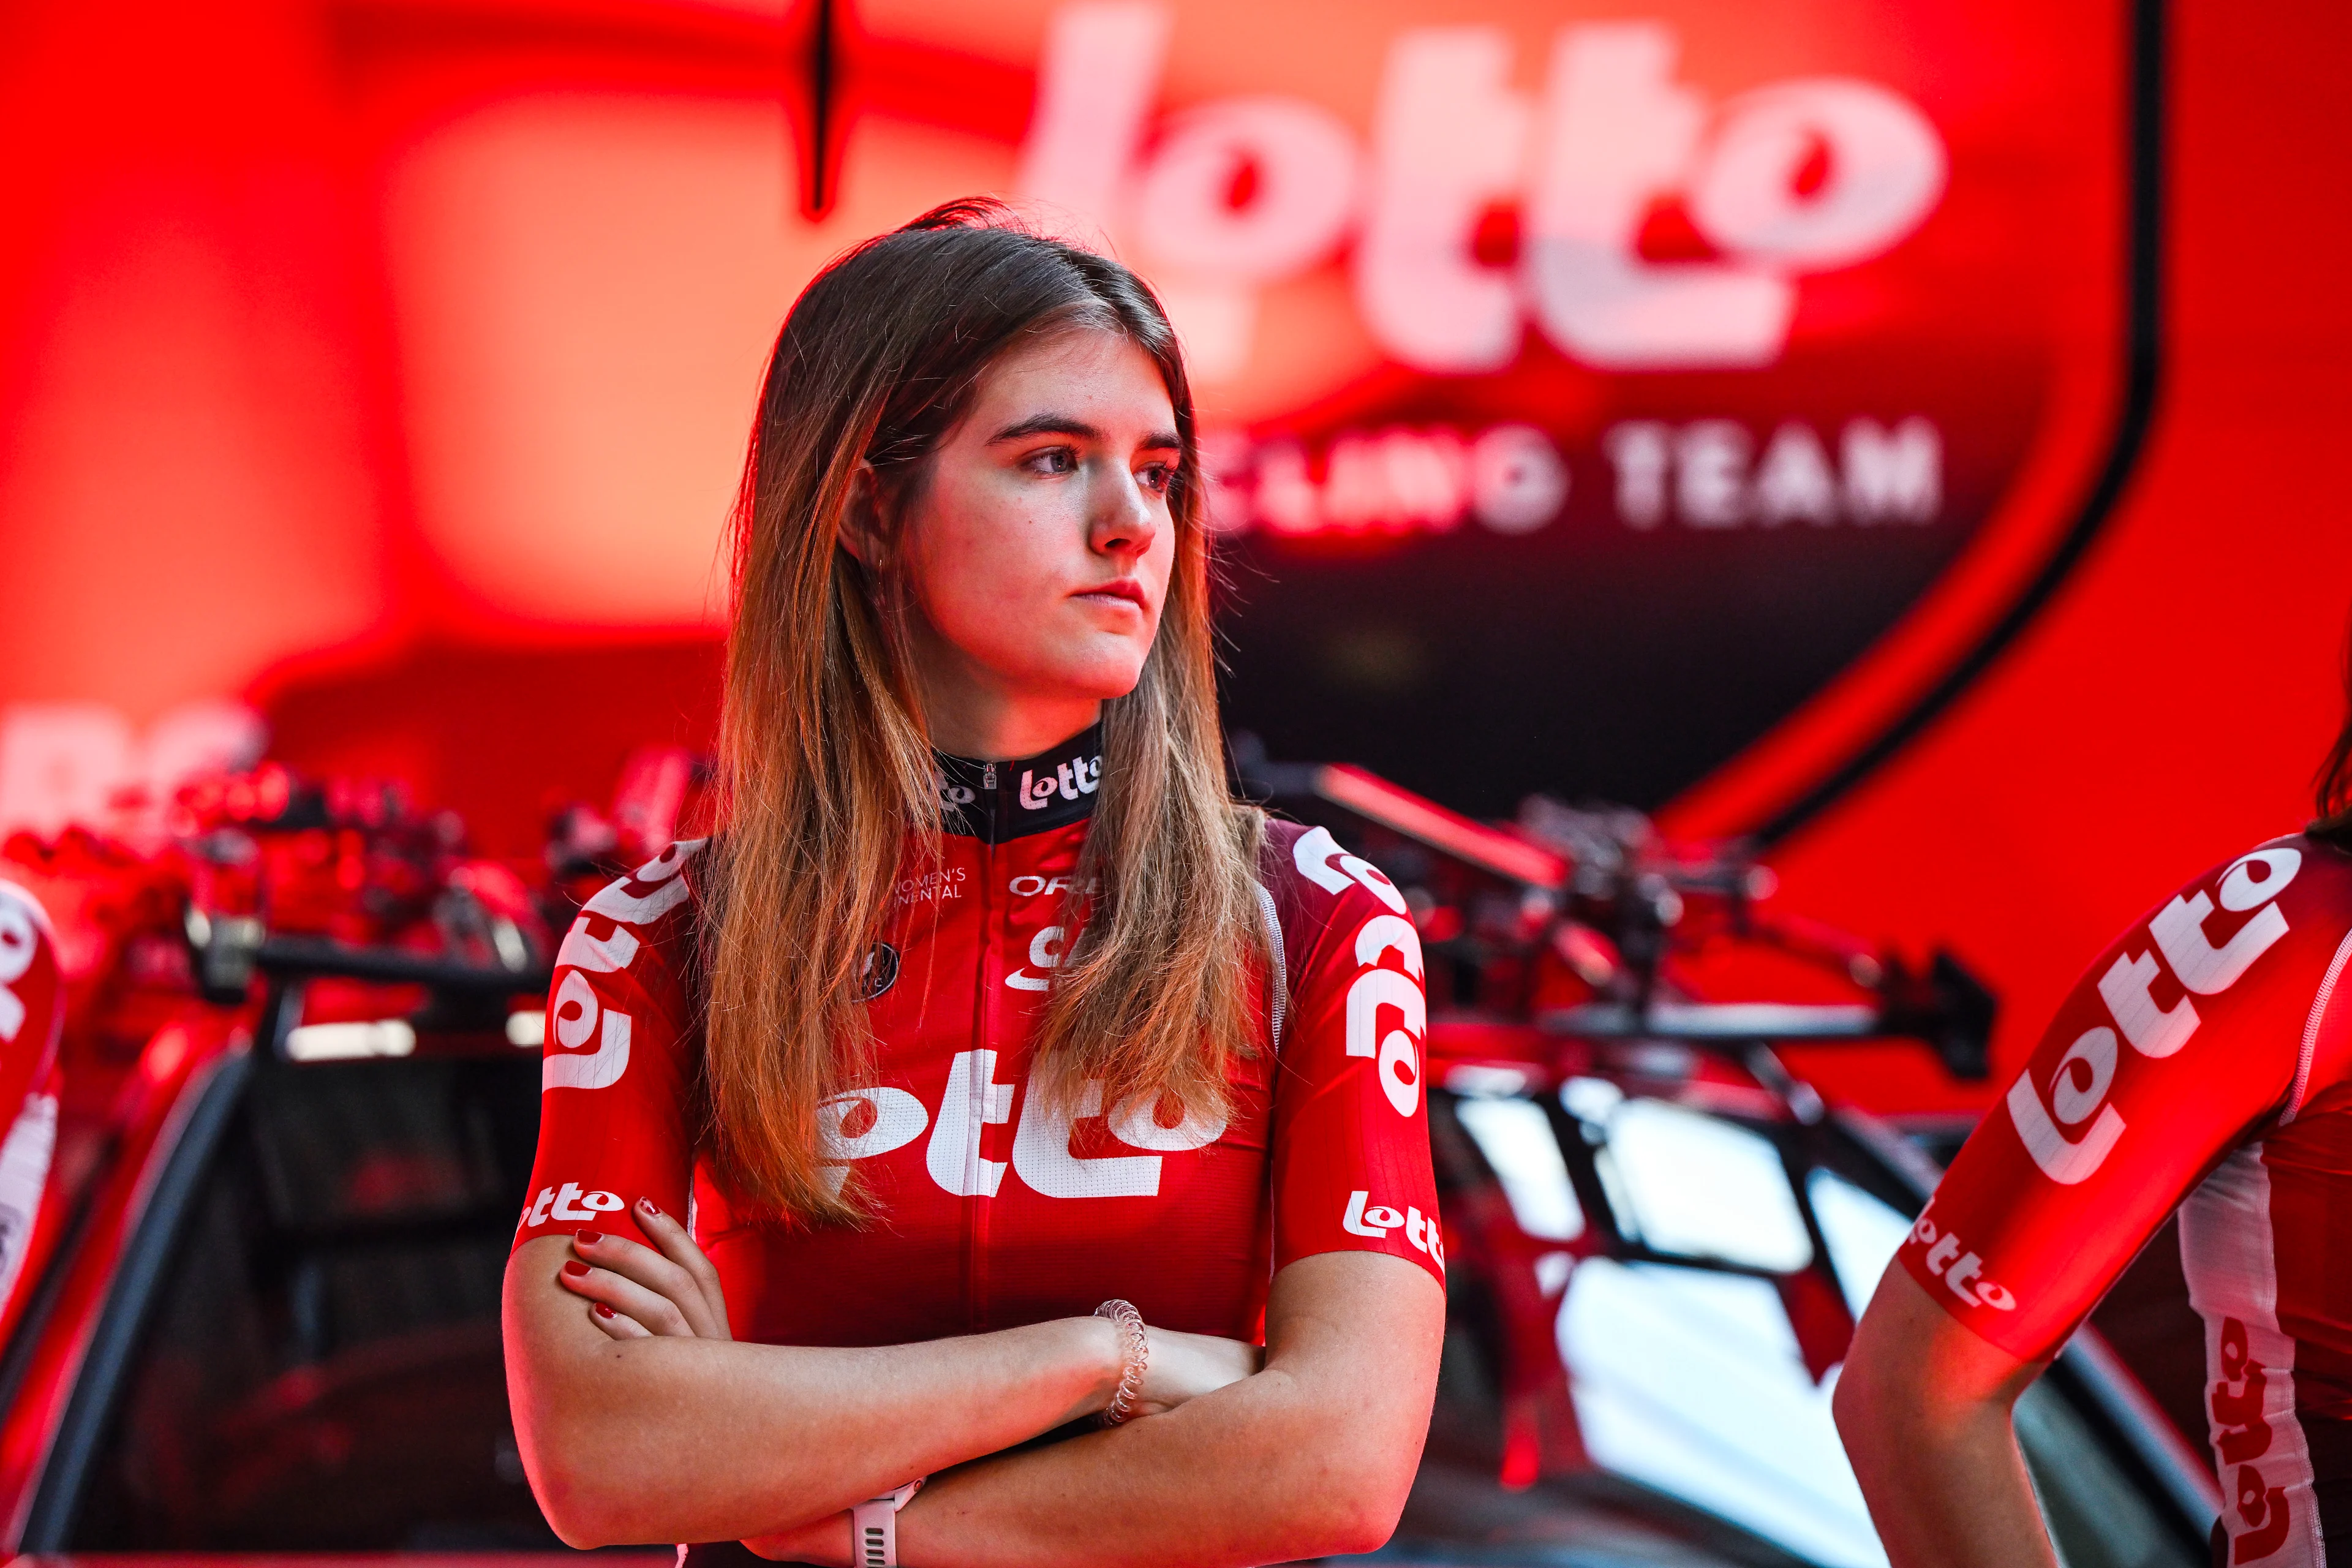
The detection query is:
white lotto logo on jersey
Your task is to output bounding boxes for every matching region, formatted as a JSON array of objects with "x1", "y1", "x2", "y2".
[
  {"x1": 1909, "y1": 1213, "x2": 2016, "y2": 1313},
  {"x1": 1294, "y1": 827, "x2": 1427, "y2": 1118},
  {"x1": 1017, "y1": 756, "x2": 1102, "y2": 810},
  {"x1": 2008, "y1": 847, "x2": 2303, "y2": 1186},
  {"x1": 545, "y1": 839, "x2": 703, "y2": 1093},
  {"x1": 1342, "y1": 1189, "x2": 1444, "y2": 1267},
  {"x1": 523, "y1": 1181, "x2": 624, "y2": 1228},
  {"x1": 814, "y1": 1052, "x2": 1230, "y2": 1201}
]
